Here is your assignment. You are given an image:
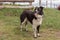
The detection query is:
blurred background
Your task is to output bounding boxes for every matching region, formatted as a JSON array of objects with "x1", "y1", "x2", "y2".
[{"x1": 0, "y1": 0, "x2": 60, "y2": 8}]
